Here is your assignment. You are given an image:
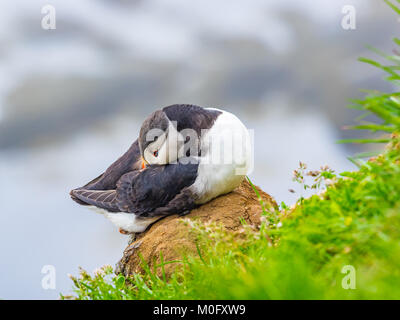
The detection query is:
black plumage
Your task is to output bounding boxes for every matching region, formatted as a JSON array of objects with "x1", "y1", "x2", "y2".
[
  {"x1": 163, "y1": 104, "x2": 221, "y2": 136},
  {"x1": 117, "y1": 160, "x2": 199, "y2": 216},
  {"x1": 71, "y1": 161, "x2": 199, "y2": 217},
  {"x1": 70, "y1": 139, "x2": 142, "y2": 205}
]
